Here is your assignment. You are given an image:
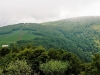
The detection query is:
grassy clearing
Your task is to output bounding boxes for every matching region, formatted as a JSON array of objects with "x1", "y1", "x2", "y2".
[{"x1": 0, "y1": 30, "x2": 40, "y2": 47}]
